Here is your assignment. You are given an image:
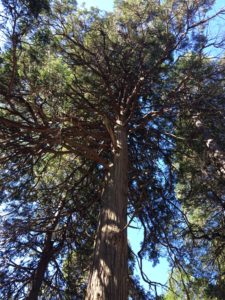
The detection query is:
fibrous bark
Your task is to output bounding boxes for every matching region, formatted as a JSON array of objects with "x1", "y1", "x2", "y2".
[{"x1": 86, "y1": 122, "x2": 128, "y2": 300}]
